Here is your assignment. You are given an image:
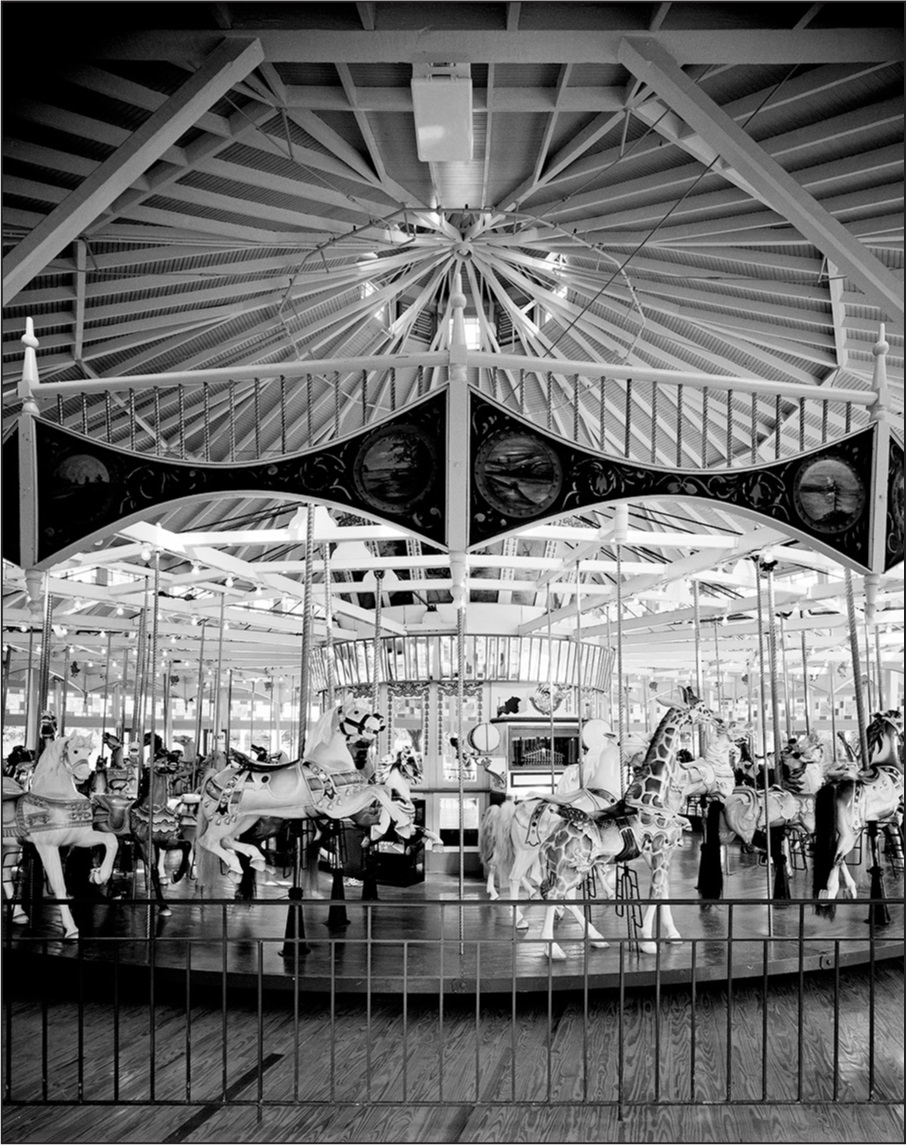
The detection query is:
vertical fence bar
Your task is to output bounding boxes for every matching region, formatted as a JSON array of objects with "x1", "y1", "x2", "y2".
[
  {"x1": 690, "y1": 939, "x2": 698, "y2": 1102},
  {"x1": 77, "y1": 939, "x2": 85, "y2": 1101},
  {"x1": 257, "y1": 942, "x2": 264, "y2": 1110},
  {"x1": 761, "y1": 931, "x2": 769, "y2": 1101},
  {"x1": 221, "y1": 904, "x2": 228, "y2": 1102},
  {"x1": 726, "y1": 903, "x2": 734, "y2": 1102},
  {"x1": 184, "y1": 940, "x2": 192, "y2": 1102},
  {"x1": 475, "y1": 943, "x2": 482, "y2": 1102},
  {"x1": 402, "y1": 941, "x2": 409, "y2": 1102},
  {"x1": 797, "y1": 903, "x2": 805, "y2": 1102},
  {"x1": 832, "y1": 940, "x2": 840, "y2": 1101},
  {"x1": 113, "y1": 943, "x2": 120, "y2": 1102}
]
